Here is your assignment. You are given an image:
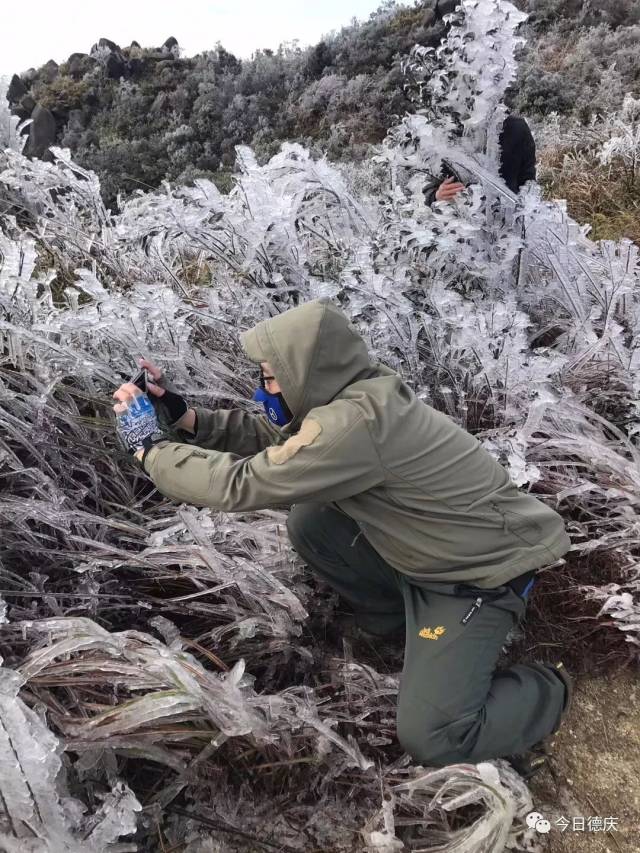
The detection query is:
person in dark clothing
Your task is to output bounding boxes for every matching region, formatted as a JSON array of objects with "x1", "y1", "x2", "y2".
[
  {"x1": 498, "y1": 115, "x2": 537, "y2": 192},
  {"x1": 424, "y1": 114, "x2": 537, "y2": 205}
]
